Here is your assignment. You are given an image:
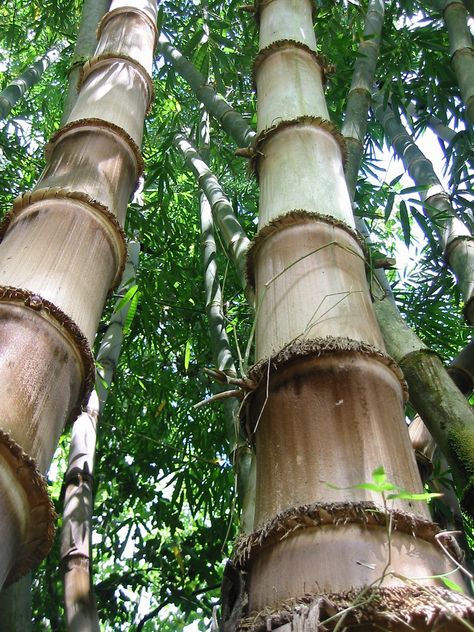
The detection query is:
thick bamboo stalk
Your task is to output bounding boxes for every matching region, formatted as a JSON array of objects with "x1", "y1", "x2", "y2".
[
  {"x1": 61, "y1": 242, "x2": 139, "y2": 632},
  {"x1": 374, "y1": 94, "x2": 474, "y2": 323},
  {"x1": 157, "y1": 35, "x2": 256, "y2": 148},
  {"x1": 0, "y1": 46, "x2": 64, "y2": 121},
  {"x1": 228, "y1": 1, "x2": 474, "y2": 628},
  {"x1": 341, "y1": 0, "x2": 384, "y2": 200},
  {"x1": 174, "y1": 133, "x2": 251, "y2": 301},
  {"x1": 0, "y1": 0, "x2": 157, "y2": 588},
  {"x1": 431, "y1": 0, "x2": 474, "y2": 125},
  {"x1": 61, "y1": 0, "x2": 111, "y2": 124},
  {"x1": 0, "y1": 573, "x2": 32, "y2": 632}
]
